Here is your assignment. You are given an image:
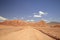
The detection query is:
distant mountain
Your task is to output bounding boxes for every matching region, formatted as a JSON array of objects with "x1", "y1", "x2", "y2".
[
  {"x1": 48, "y1": 22, "x2": 60, "y2": 24},
  {"x1": 0, "y1": 20, "x2": 28, "y2": 26},
  {"x1": 0, "y1": 20, "x2": 49, "y2": 27},
  {"x1": 35, "y1": 20, "x2": 49, "y2": 27},
  {"x1": 48, "y1": 22, "x2": 60, "y2": 27}
]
